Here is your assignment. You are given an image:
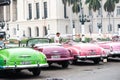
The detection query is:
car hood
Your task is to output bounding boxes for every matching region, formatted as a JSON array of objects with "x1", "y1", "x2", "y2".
[{"x1": 42, "y1": 46, "x2": 69, "y2": 54}]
